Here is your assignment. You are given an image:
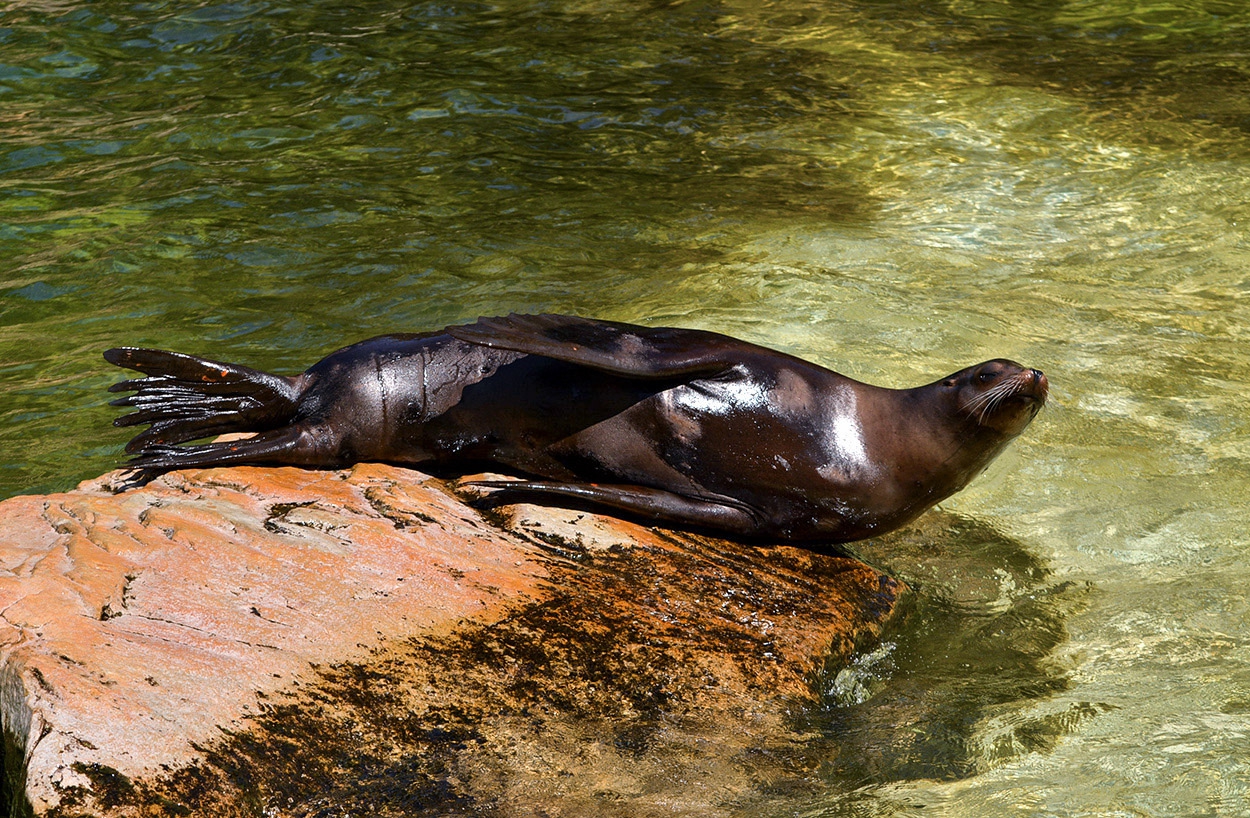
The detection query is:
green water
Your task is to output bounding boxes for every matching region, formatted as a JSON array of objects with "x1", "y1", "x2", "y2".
[{"x1": 3, "y1": 0, "x2": 1249, "y2": 814}]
